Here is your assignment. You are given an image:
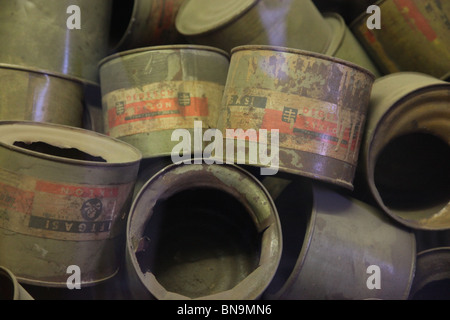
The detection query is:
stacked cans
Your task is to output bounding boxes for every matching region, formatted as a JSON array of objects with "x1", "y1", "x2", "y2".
[{"x1": 0, "y1": 0, "x2": 448, "y2": 300}]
